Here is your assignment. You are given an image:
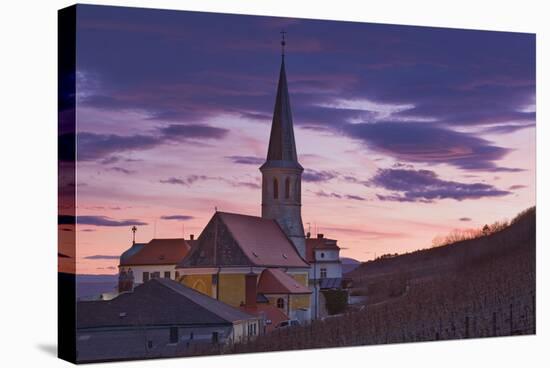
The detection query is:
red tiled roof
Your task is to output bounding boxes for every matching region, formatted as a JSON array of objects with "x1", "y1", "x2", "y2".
[
  {"x1": 121, "y1": 238, "x2": 191, "y2": 266},
  {"x1": 305, "y1": 237, "x2": 340, "y2": 262},
  {"x1": 218, "y1": 212, "x2": 308, "y2": 268},
  {"x1": 240, "y1": 303, "x2": 289, "y2": 333},
  {"x1": 257, "y1": 268, "x2": 311, "y2": 294}
]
